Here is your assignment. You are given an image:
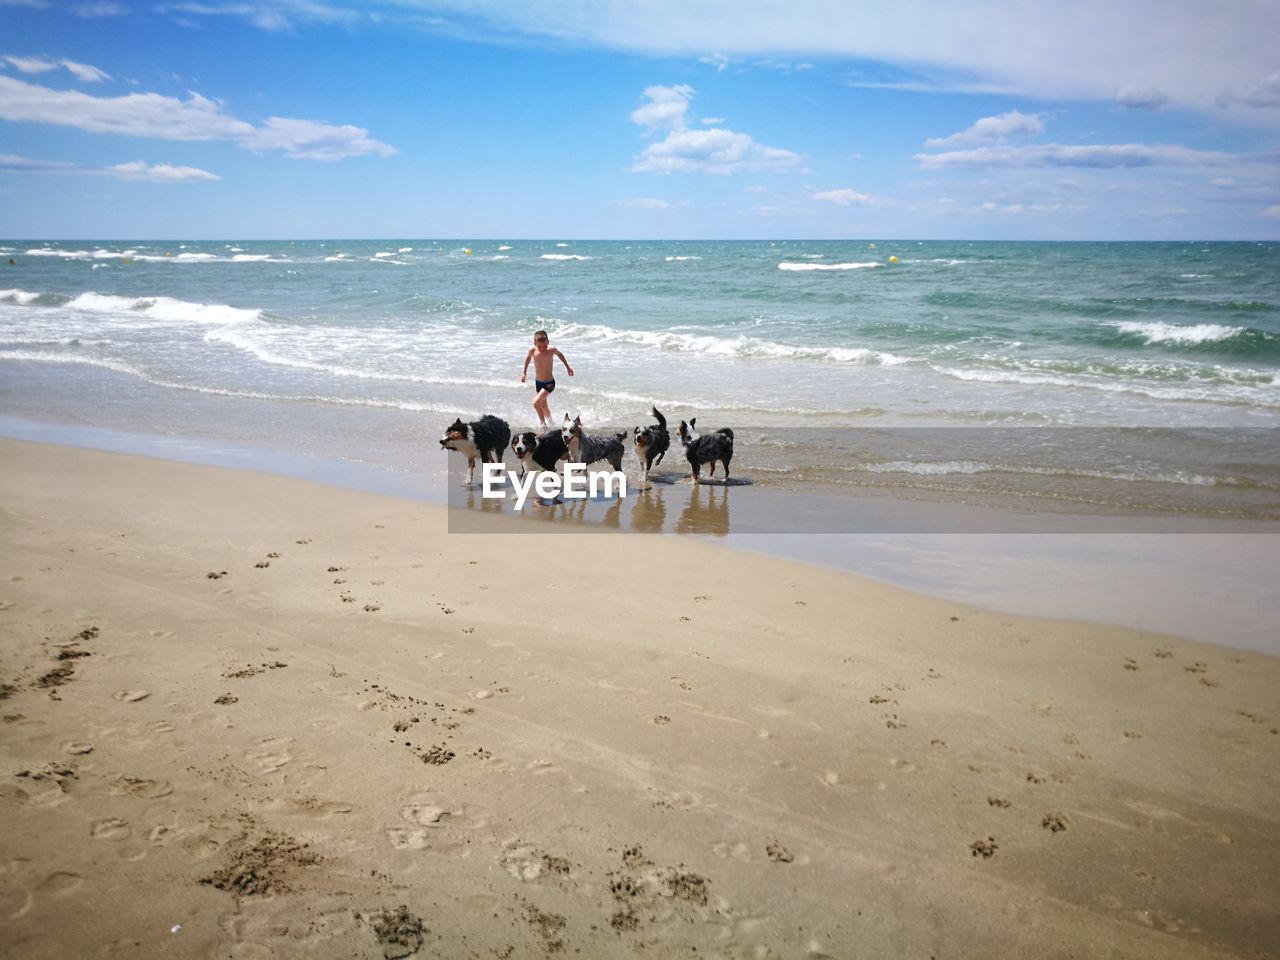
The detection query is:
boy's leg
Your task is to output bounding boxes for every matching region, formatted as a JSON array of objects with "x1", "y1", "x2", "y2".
[{"x1": 533, "y1": 388, "x2": 551, "y2": 426}]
